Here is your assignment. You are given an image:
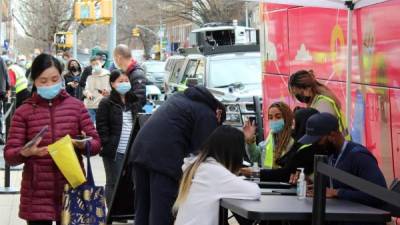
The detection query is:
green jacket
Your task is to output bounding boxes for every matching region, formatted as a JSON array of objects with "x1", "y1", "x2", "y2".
[{"x1": 246, "y1": 136, "x2": 294, "y2": 169}]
